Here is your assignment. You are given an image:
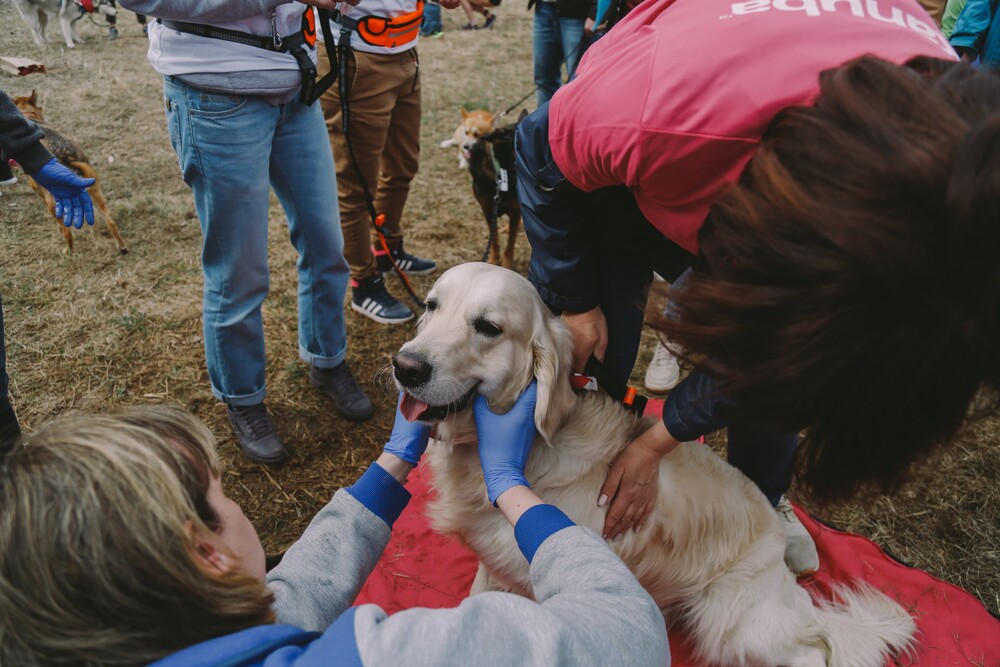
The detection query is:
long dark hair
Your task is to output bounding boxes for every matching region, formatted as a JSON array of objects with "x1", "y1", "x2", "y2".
[{"x1": 659, "y1": 57, "x2": 1000, "y2": 502}]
